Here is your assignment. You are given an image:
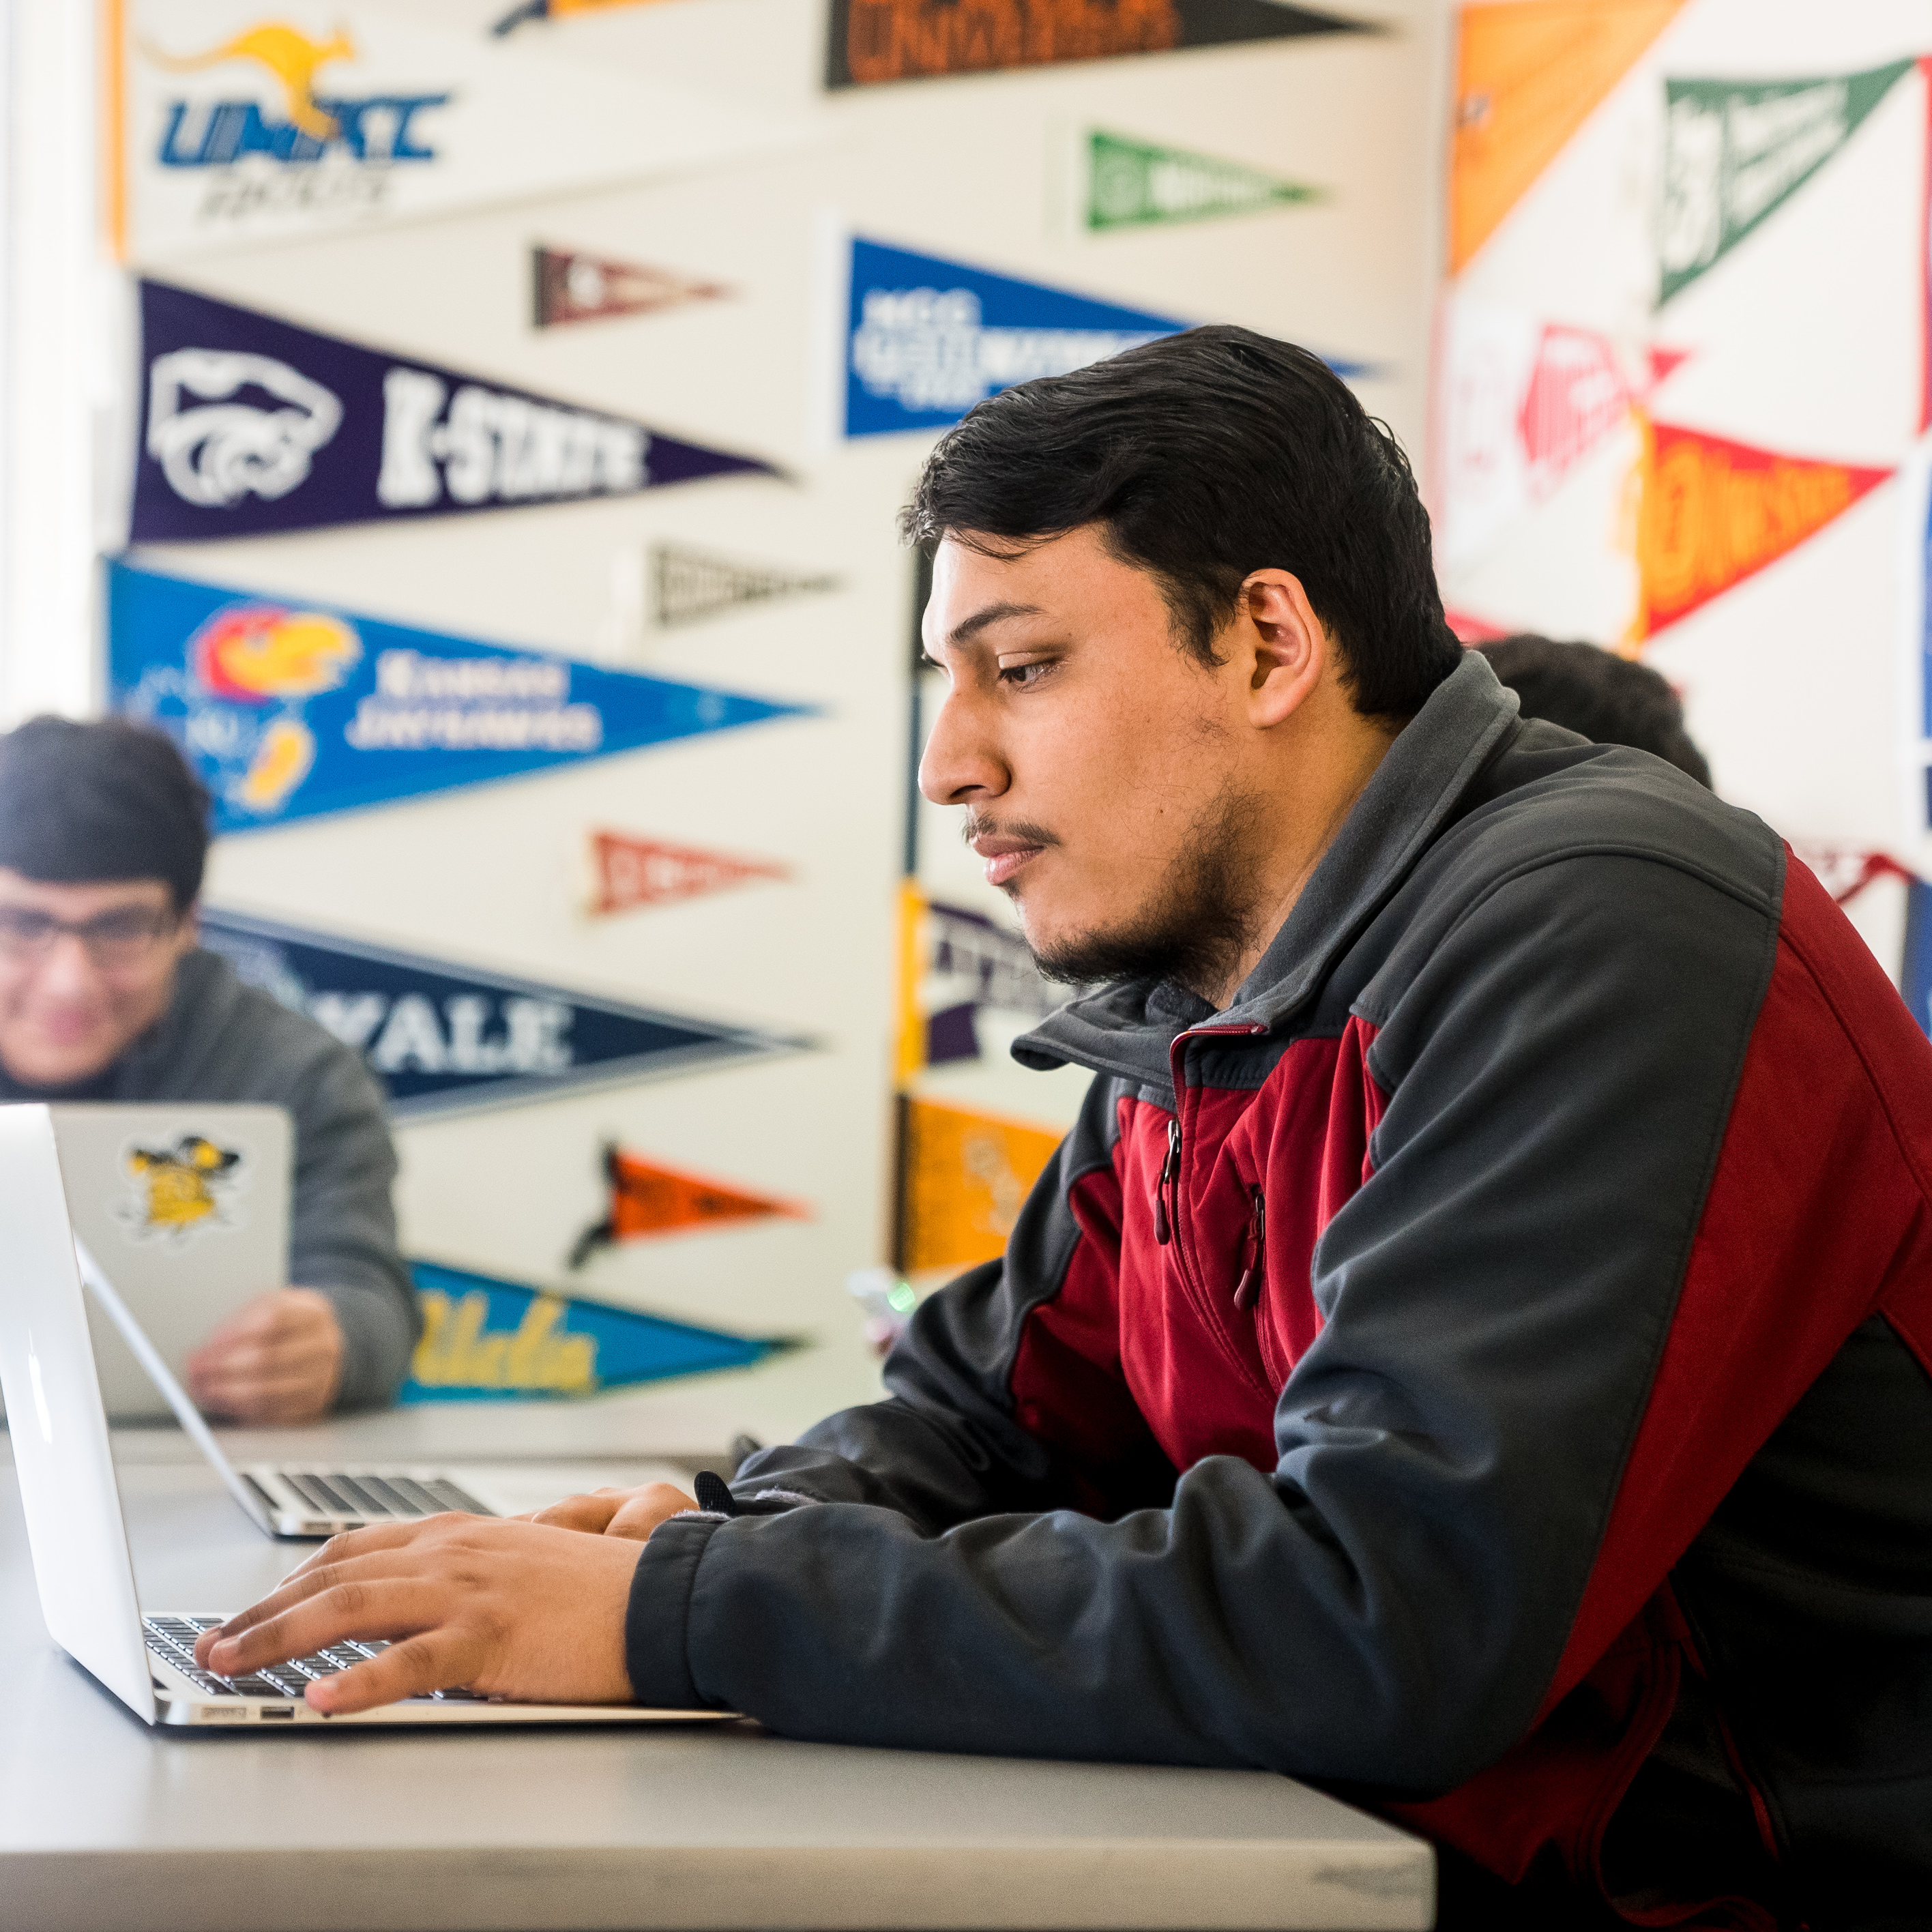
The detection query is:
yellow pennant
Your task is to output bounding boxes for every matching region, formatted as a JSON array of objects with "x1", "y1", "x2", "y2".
[
  {"x1": 897, "y1": 1096, "x2": 1063, "y2": 1275},
  {"x1": 1451, "y1": 0, "x2": 1686, "y2": 273}
]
